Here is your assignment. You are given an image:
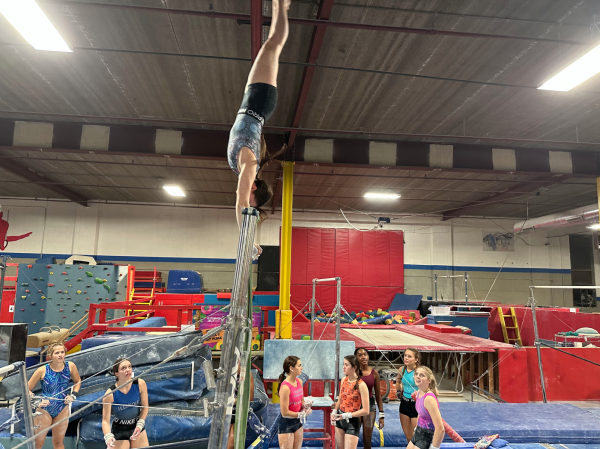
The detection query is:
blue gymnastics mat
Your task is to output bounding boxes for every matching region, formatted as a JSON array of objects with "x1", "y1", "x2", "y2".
[{"x1": 266, "y1": 402, "x2": 600, "y2": 446}]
